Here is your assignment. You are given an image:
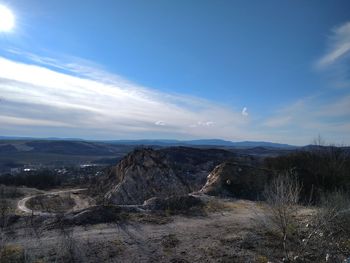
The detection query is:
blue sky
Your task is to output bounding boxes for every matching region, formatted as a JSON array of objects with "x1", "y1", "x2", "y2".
[{"x1": 0, "y1": 0, "x2": 350, "y2": 145}]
